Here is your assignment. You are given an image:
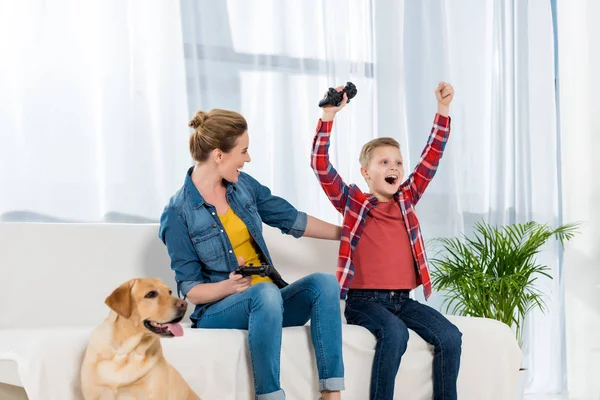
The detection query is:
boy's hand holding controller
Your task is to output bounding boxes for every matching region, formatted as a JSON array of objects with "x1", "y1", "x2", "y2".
[{"x1": 321, "y1": 86, "x2": 349, "y2": 122}]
